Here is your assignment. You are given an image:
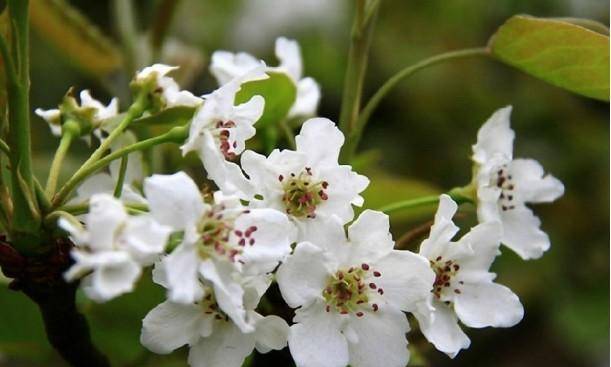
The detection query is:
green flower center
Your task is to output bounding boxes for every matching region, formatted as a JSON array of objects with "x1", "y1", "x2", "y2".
[
  {"x1": 322, "y1": 264, "x2": 382, "y2": 317},
  {"x1": 195, "y1": 208, "x2": 256, "y2": 262},
  {"x1": 279, "y1": 167, "x2": 329, "y2": 218},
  {"x1": 200, "y1": 288, "x2": 229, "y2": 322},
  {"x1": 430, "y1": 255, "x2": 463, "y2": 301}
]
